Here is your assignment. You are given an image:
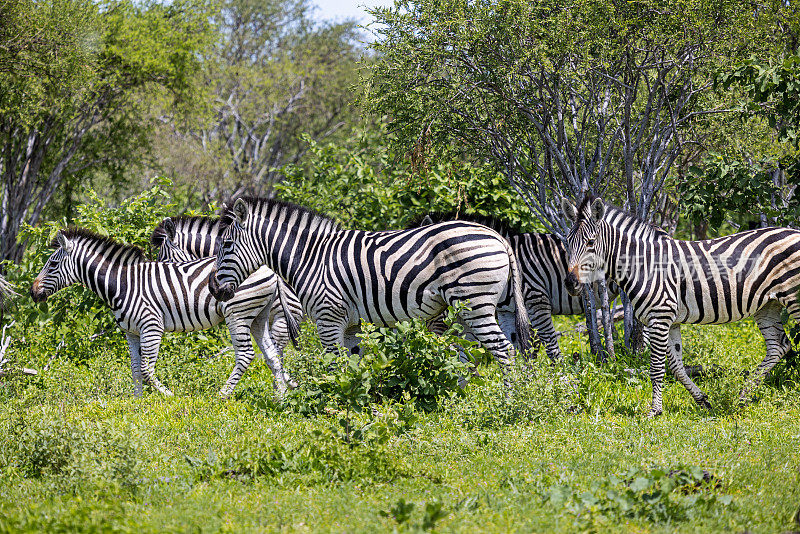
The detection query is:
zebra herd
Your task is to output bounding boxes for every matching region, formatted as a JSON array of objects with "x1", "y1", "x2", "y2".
[{"x1": 27, "y1": 194, "x2": 800, "y2": 416}]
